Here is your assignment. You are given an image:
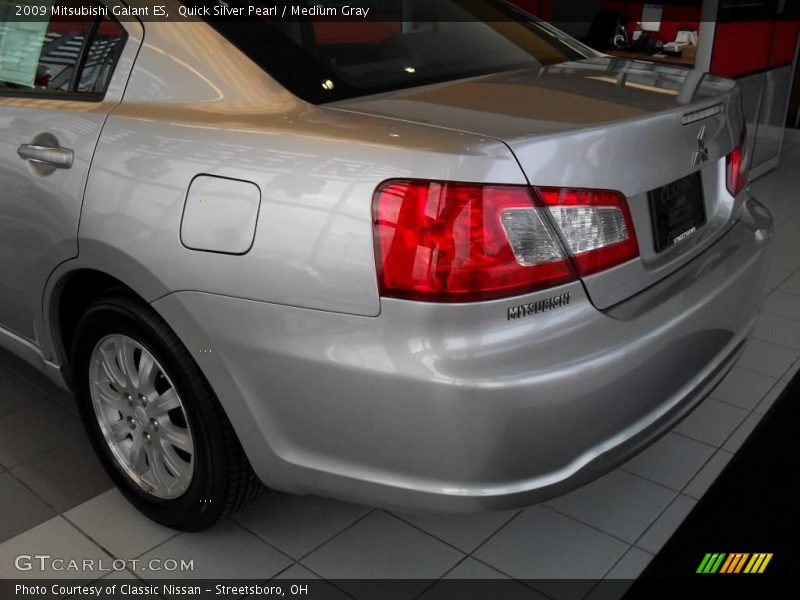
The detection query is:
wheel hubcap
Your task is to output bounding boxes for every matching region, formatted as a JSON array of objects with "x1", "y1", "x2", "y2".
[
  {"x1": 89, "y1": 335, "x2": 195, "y2": 499},
  {"x1": 134, "y1": 406, "x2": 148, "y2": 428}
]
